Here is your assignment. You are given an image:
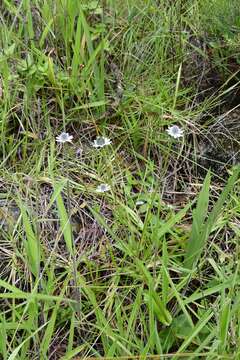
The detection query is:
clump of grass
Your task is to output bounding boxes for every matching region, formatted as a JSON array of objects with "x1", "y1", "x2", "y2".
[{"x1": 0, "y1": 1, "x2": 240, "y2": 359}]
